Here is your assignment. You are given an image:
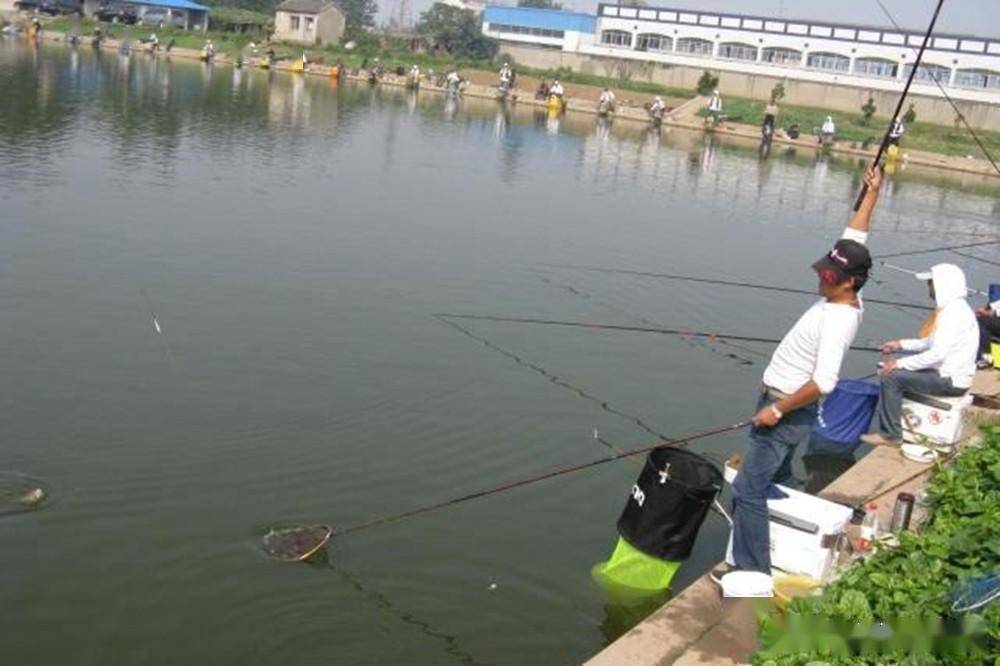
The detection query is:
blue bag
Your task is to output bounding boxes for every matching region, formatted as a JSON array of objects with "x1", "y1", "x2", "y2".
[{"x1": 812, "y1": 379, "x2": 879, "y2": 447}]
